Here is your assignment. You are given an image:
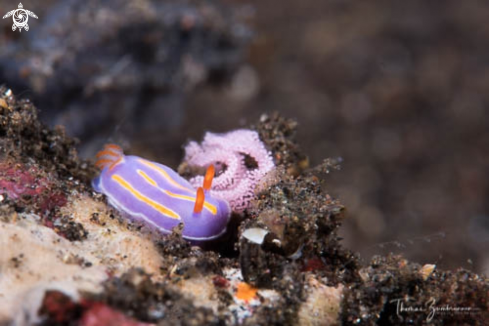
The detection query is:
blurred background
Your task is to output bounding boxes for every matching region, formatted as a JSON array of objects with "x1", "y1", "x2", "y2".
[{"x1": 1, "y1": 0, "x2": 488, "y2": 274}]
